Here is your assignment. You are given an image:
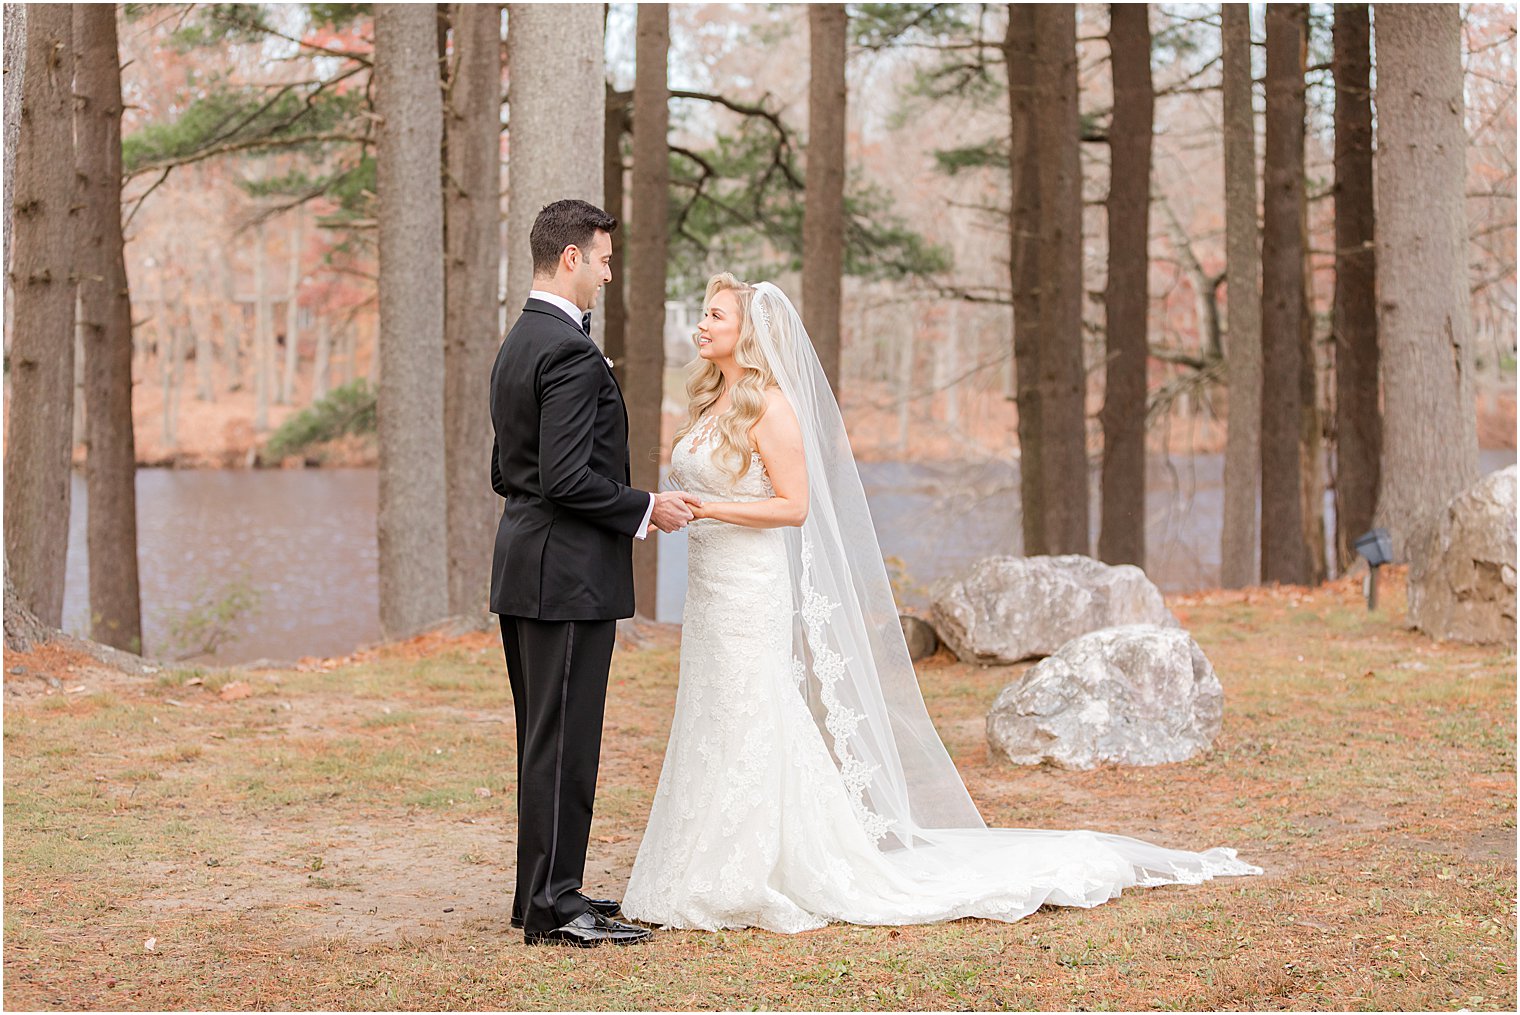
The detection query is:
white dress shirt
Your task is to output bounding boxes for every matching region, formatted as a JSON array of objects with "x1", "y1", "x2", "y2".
[{"x1": 527, "y1": 289, "x2": 656, "y2": 540}]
